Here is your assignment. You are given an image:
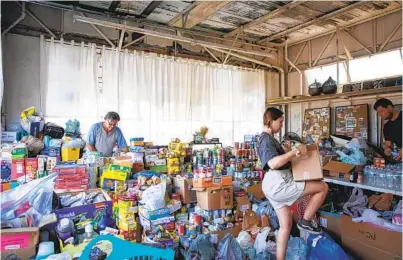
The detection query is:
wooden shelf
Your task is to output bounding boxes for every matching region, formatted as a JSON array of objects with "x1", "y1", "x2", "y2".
[
  {"x1": 266, "y1": 86, "x2": 402, "y2": 105},
  {"x1": 324, "y1": 177, "x2": 402, "y2": 196}
]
